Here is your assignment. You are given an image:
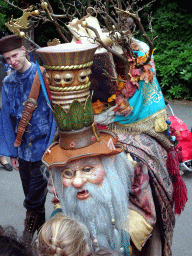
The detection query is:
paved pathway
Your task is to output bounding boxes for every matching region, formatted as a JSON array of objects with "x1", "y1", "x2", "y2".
[
  {"x1": 166, "y1": 101, "x2": 192, "y2": 255},
  {"x1": 0, "y1": 66, "x2": 191, "y2": 254},
  {"x1": 0, "y1": 167, "x2": 53, "y2": 237}
]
